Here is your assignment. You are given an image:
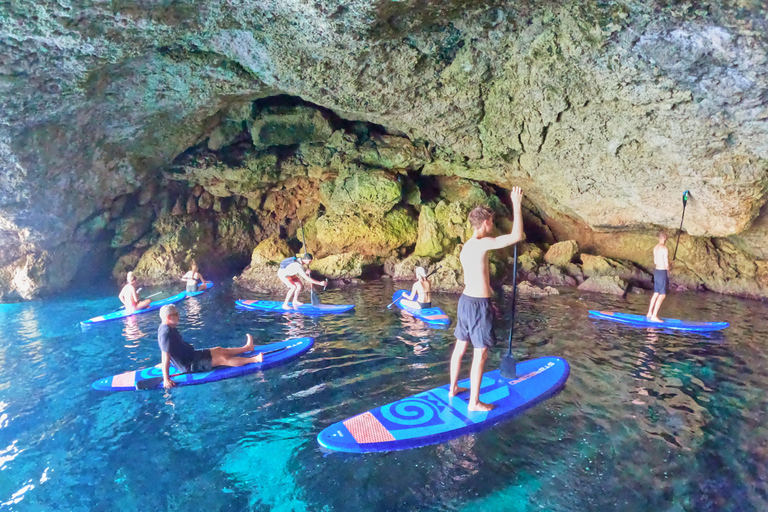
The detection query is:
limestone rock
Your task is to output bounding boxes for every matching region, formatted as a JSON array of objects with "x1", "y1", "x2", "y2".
[
  {"x1": 198, "y1": 191, "x2": 214, "y2": 210},
  {"x1": 112, "y1": 248, "x2": 145, "y2": 283},
  {"x1": 248, "y1": 234, "x2": 292, "y2": 267},
  {"x1": 544, "y1": 241, "x2": 579, "y2": 267},
  {"x1": 316, "y1": 208, "x2": 417, "y2": 256},
  {"x1": 533, "y1": 264, "x2": 577, "y2": 288},
  {"x1": 383, "y1": 254, "x2": 434, "y2": 281},
  {"x1": 578, "y1": 276, "x2": 628, "y2": 296},
  {"x1": 250, "y1": 106, "x2": 333, "y2": 149},
  {"x1": 430, "y1": 254, "x2": 464, "y2": 293},
  {"x1": 358, "y1": 136, "x2": 430, "y2": 171},
  {"x1": 174, "y1": 150, "x2": 280, "y2": 200},
  {"x1": 516, "y1": 243, "x2": 544, "y2": 273},
  {"x1": 320, "y1": 166, "x2": 402, "y2": 216},
  {"x1": 311, "y1": 253, "x2": 377, "y2": 280},
  {"x1": 504, "y1": 282, "x2": 559, "y2": 297},
  {"x1": 110, "y1": 208, "x2": 155, "y2": 248},
  {"x1": 580, "y1": 254, "x2": 651, "y2": 288}
]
